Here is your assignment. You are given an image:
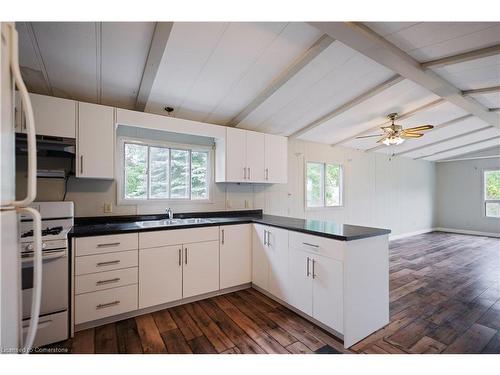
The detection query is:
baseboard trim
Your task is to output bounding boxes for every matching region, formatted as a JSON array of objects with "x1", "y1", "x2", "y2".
[
  {"x1": 389, "y1": 228, "x2": 436, "y2": 241},
  {"x1": 435, "y1": 227, "x2": 500, "y2": 238}
]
